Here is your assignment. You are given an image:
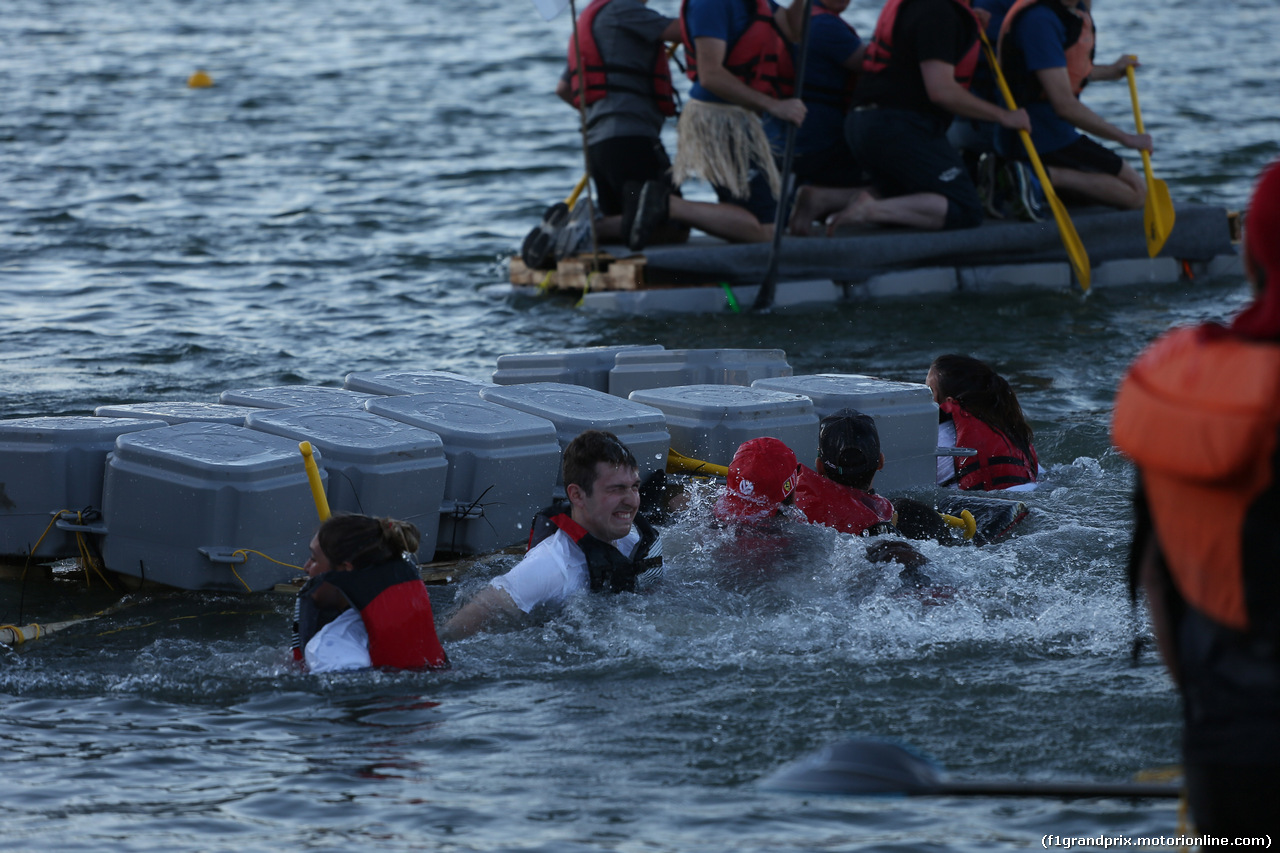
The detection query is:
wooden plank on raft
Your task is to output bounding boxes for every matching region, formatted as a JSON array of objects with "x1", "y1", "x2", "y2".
[{"x1": 509, "y1": 255, "x2": 647, "y2": 292}]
